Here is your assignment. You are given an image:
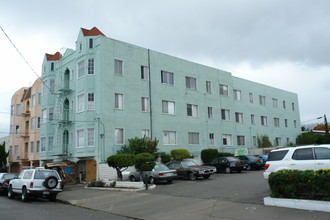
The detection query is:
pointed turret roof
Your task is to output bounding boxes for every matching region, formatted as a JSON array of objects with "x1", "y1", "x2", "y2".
[
  {"x1": 45, "y1": 52, "x2": 62, "y2": 61},
  {"x1": 81, "y1": 27, "x2": 106, "y2": 37}
]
